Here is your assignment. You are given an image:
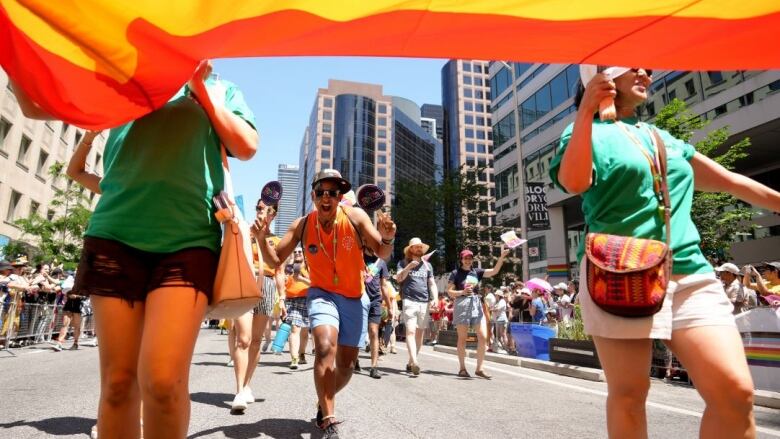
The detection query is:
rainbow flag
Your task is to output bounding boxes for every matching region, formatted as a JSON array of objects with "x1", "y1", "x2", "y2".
[
  {"x1": 547, "y1": 264, "x2": 569, "y2": 277},
  {"x1": 743, "y1": 332, "x2": 780, "y2": 368},
  {"x1": 2, "y1": 1, "x2": 779, "y2": 128}
]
